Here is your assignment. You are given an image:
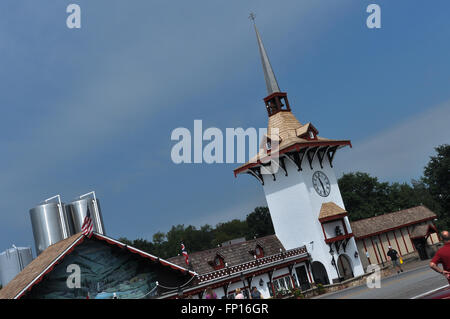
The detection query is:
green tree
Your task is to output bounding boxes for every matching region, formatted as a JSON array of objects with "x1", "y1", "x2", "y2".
[
  {"x1": 212, "y1": 219, "x2": 248, "y2": 247},
  {"x1": 422, "y1": 144, "x2": 449, "y2": 229},
  {"x1": 338, "y1": 171, "x2": 441, "y2": 221},
  {"x1": 245, "y1": 206, "x2": 275, "y2": 239}
]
